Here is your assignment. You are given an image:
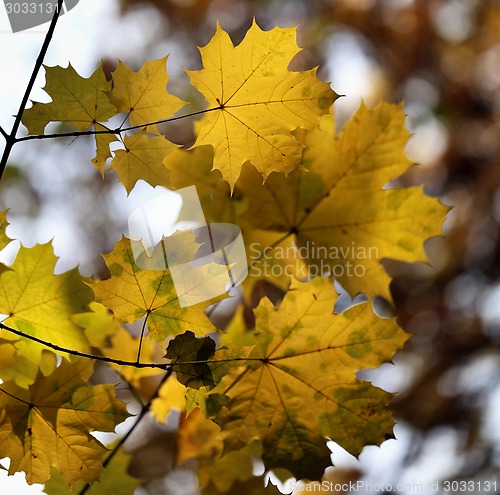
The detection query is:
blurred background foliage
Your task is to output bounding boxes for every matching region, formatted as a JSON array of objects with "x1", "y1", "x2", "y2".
[{"x1": 1, "y1": 0, "x2": 500, "y2": 493}]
